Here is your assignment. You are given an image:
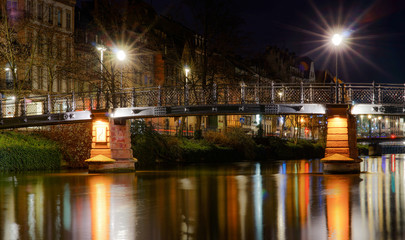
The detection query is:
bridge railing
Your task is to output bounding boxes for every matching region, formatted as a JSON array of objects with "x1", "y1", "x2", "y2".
[{"x1": 2, "y1": 82, "x2": 405, "y2": 119}]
